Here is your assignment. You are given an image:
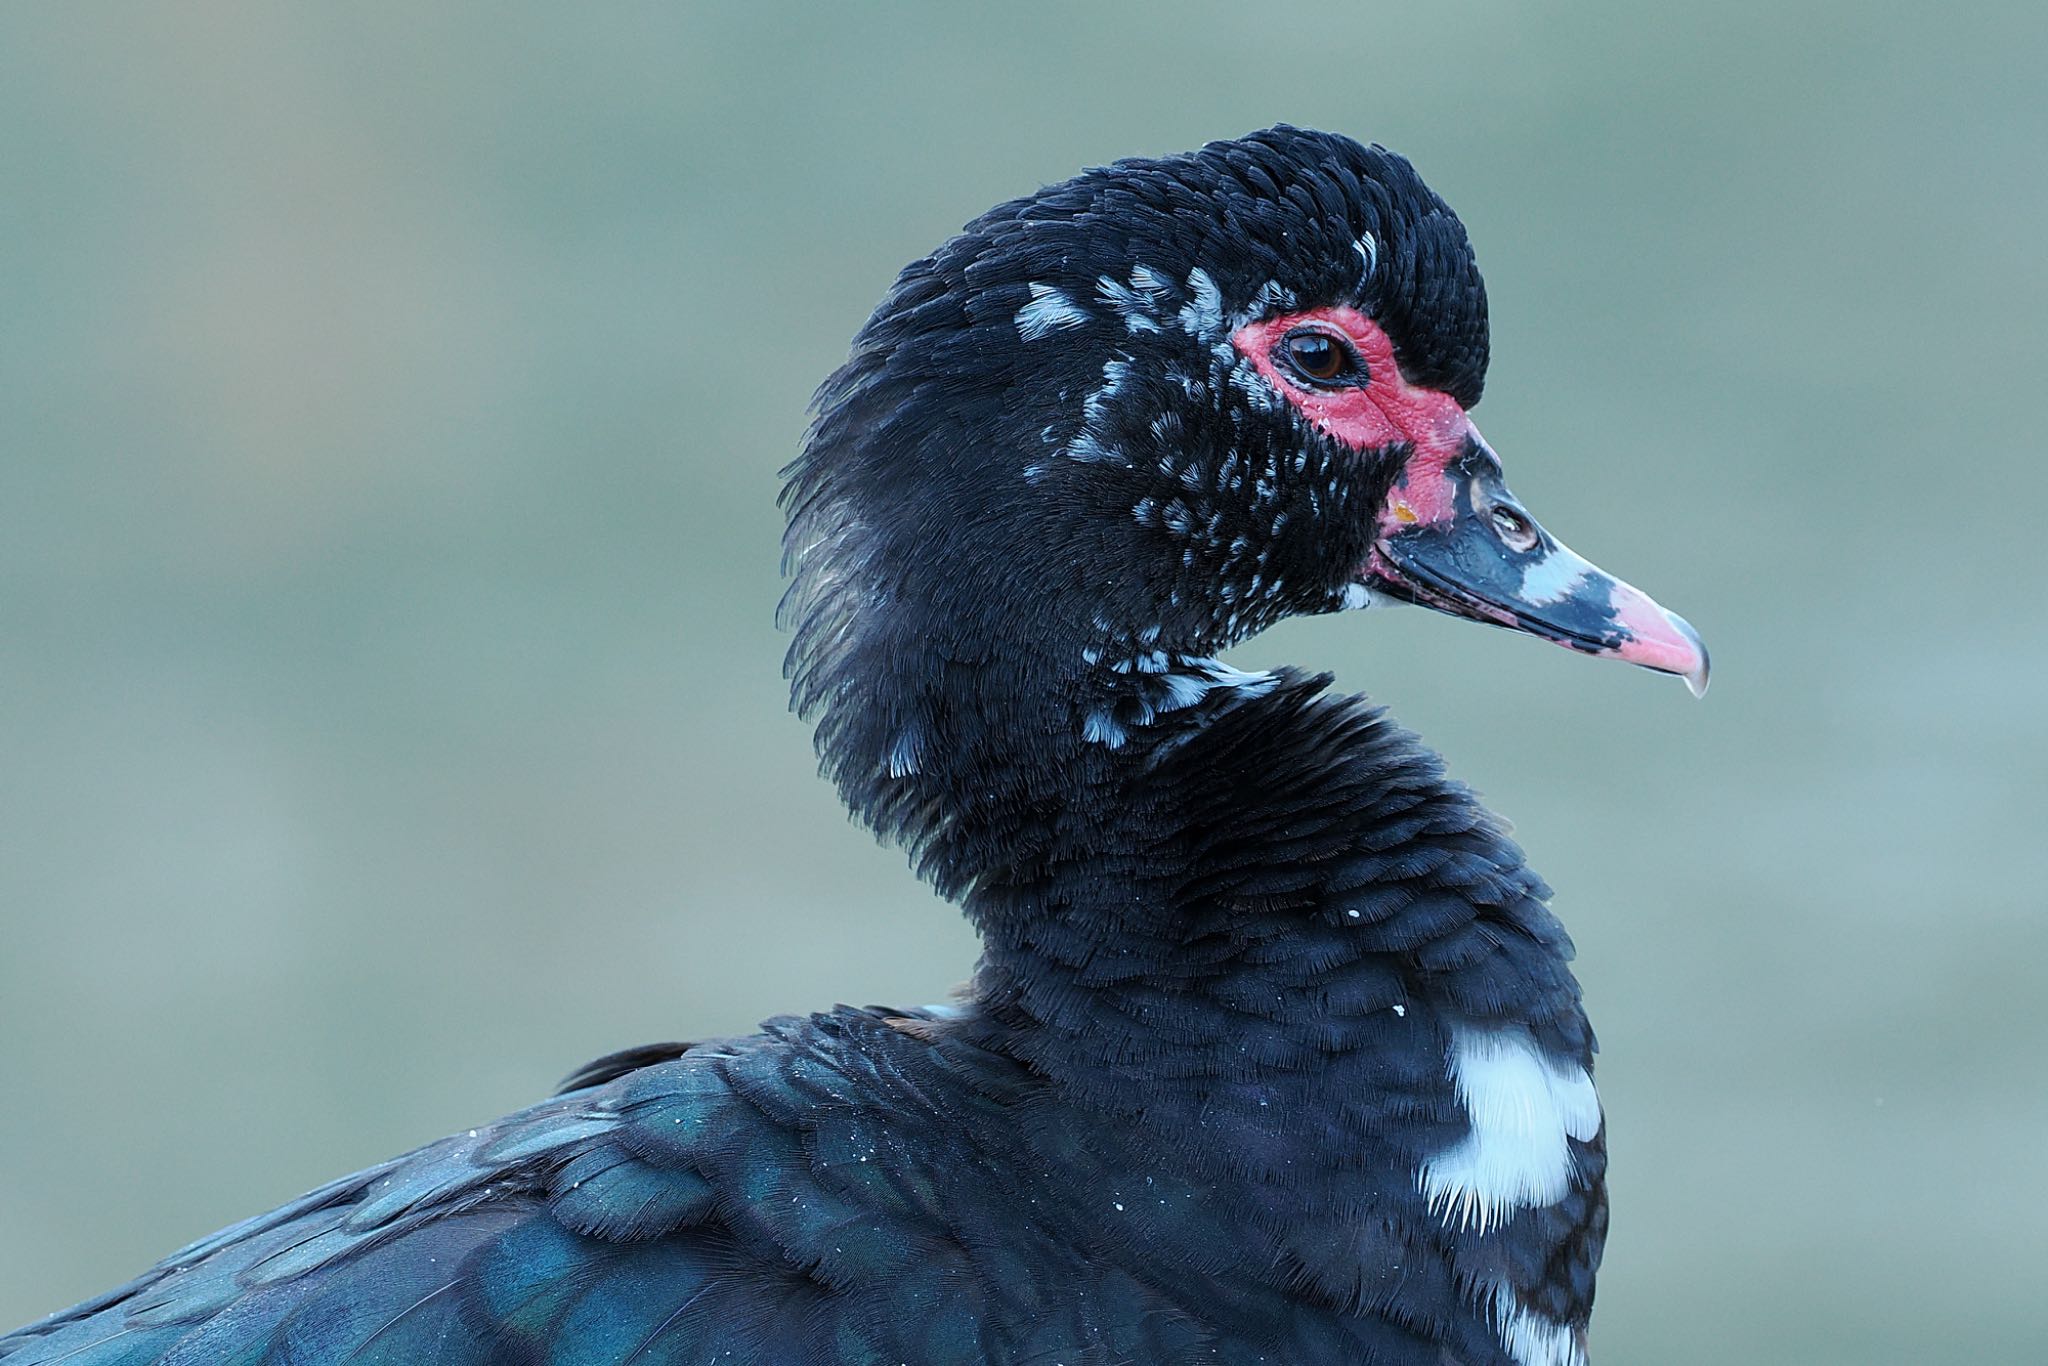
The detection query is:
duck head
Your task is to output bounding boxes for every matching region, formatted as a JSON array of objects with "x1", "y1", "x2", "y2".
[{"x1": 783, "y1": 127, "x2": 1705, "y2": 820}]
